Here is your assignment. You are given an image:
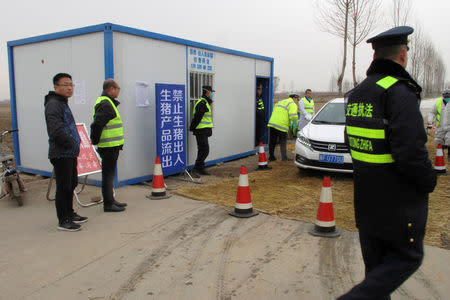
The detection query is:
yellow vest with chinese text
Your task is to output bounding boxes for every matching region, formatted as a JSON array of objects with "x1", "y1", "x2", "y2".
[{"x1": 345, "y1": 75, "x2": 399, "y2": 164}]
